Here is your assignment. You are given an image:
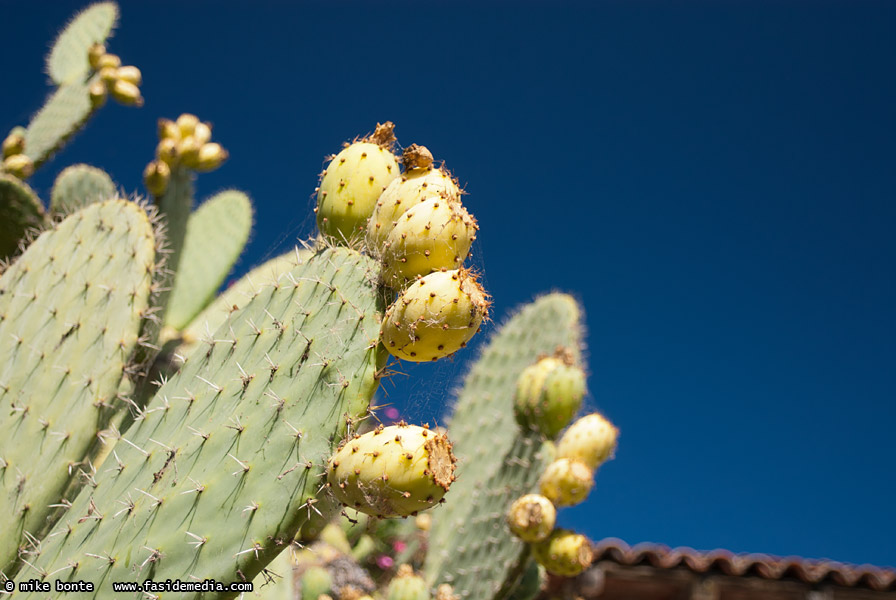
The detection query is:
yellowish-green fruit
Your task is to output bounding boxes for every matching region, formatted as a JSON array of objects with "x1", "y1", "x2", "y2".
[
  {"x1": 158, "y1": 118, "x2": 180, "y2": 141},
  {"x1": 109, "y1": 79, "x2": 143, "y2": 107},
  {"x1": 556, "y1": 412, "x2": 618, "y2": 470},
  {"x1": 96, "y1": 52, "x2": 121, "y2": 69},
  {"x1": 506, "y1": 494, "x2": 556, "y2": 542},
  {"x1": 381, "y1": 269, "x2": 489, "y2": 362},
  {"x1": 178, "y1": 135, "x2": 202, "y2": 168},
  {"x1": 2, "y1": 131, "x2": 25, "y2": 159},
  {"x1": 532, "y1": 530, "x2": 593, "y2": 577},
  {"x1": 115, "y1": 64, "x2": 142, "y2": 85},
  {"x1": 98, "y1": 65, "x2": 118, "y2": 83},
  {"x1": 156, "y1": 137, "x2": 179, "y2": 165},
  {"x1": 367, "y1": 167, "x2": 461, "y2": 252},
  {"x1": 381, "y1": 197, "x2": 477, "y2": 289},
  {"x1": 301, "y1": 566, "x2": 333, "y2": 600},
  {"x1": 3, "y1": 154, "x2": 34, "y2": 179},
  {"x1": 195, "y1": 142, "x2": 229, "y2": 172},
  {"x1": 539, "y1": 458, "x2": 593, "y2": 507},
  {"x1": 317, "y1": 138, "x2": 399, "y2": 243},
  {"x1": 193, "y1": 121, "x2": 213, "y2": 145},
  {"x1": 514, "y1": 354, "x2": 586, "y2": 439},
  {"x1": 386, "y1": 565, "x2": 429, "y2": 600},
  {"x1": 327, "y1": 423, "x2": 457, "y2": 518},
  {"x1": 87, "y1": 43, "x2": 105, "y2": 69},
  {"x1": 88, "y1": 79, "x2": 107, "y2": 108},
  {"x1": 176, "y1": 113, "x2": 200, "y2": 136},
  {"x1": 143, "y1": 160, "x2": 171, "y2": 196}
]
